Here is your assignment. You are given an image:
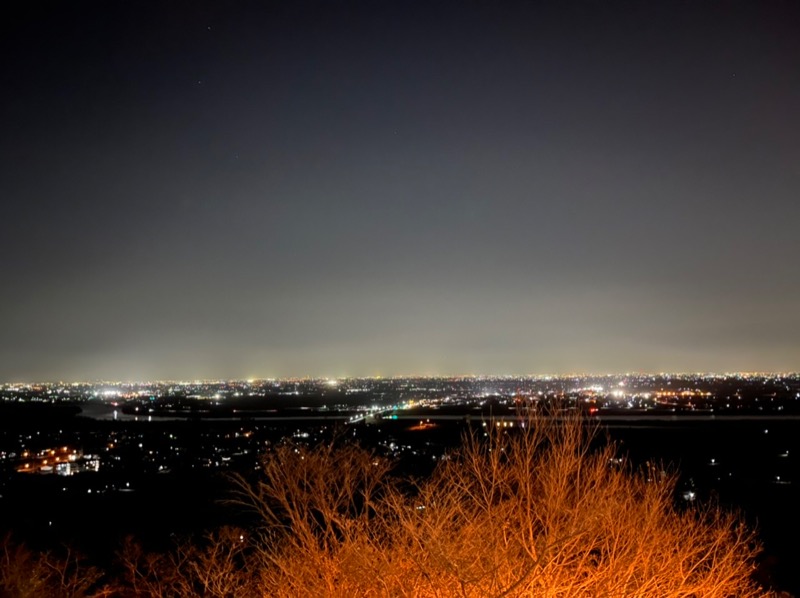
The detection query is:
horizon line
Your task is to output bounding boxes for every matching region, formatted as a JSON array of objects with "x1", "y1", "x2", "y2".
[{"x1": 3, "y1": 370, "x2": 799, "y2": 386}]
